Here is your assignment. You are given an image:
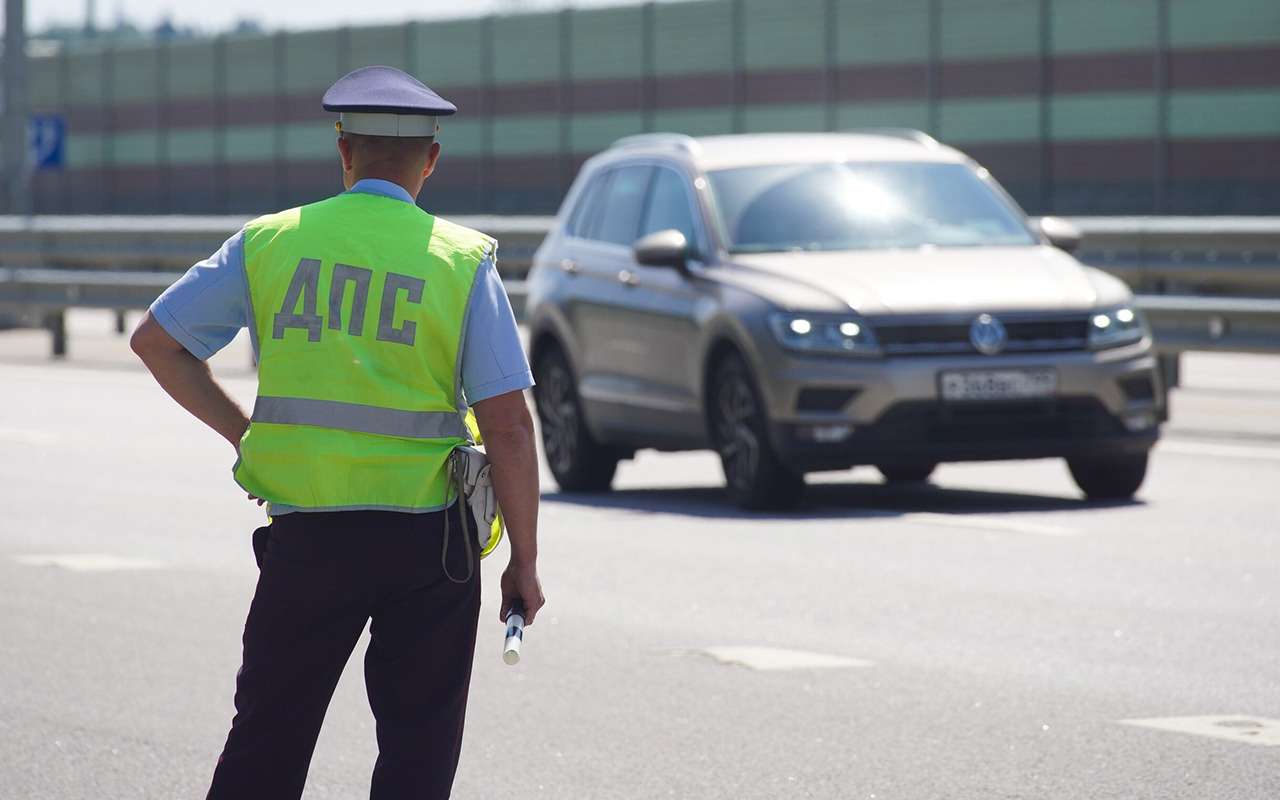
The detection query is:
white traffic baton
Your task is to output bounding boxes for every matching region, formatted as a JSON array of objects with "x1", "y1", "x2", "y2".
[{"x1": 503, "y1": 603, "x2": 525, "y2": 665}]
